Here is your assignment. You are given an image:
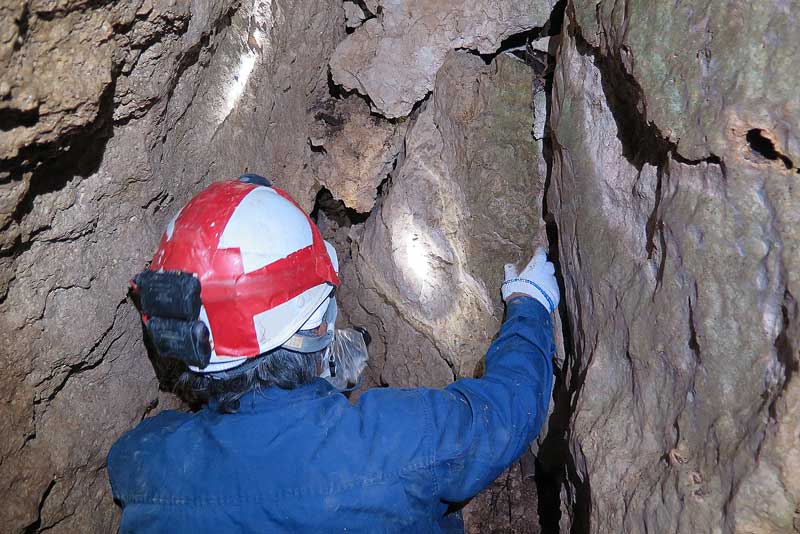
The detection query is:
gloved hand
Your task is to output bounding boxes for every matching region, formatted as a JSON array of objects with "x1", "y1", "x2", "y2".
[{"x1": 501, "y1": 247, "x2": 560, "y2": 313}]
